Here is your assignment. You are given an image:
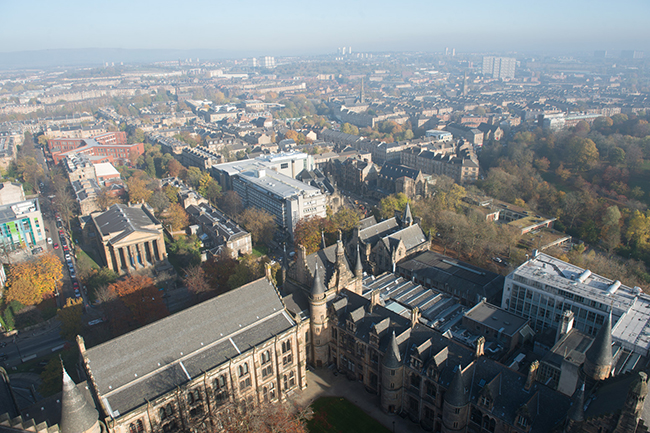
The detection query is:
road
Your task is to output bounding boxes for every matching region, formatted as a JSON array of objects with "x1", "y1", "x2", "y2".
[{"x1": 0, "y1": 323, "x2": 66, "y2": 368}]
